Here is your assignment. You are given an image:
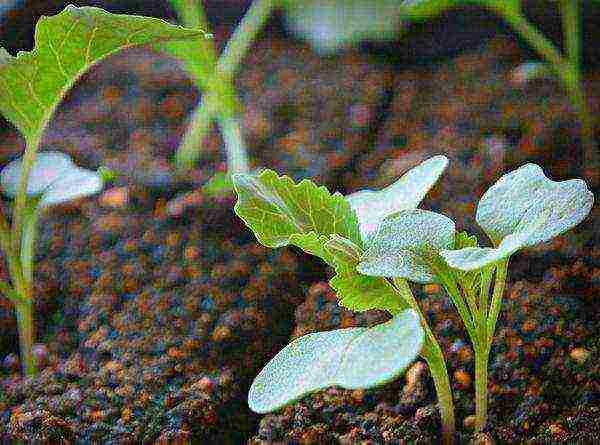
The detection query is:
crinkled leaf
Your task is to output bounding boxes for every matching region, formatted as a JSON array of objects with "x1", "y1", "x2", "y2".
[
  {"x1": 282, "y1": 0, "x2": 403, "y2": 54},
  {"x1": 1, "y1": 151, "x2": 103, "y2": 207},
  {"x1": 443, "y1": 163, "x2": 594, "y2": 271},
  {"x1": 324, "y1": 235, "x2": 408, "y2": 313},
  {"x1": 0, "y1": 5, "x2": 206, "y2": 140},
  {"x1": 357, "y1": 209, "x2": 455, "y2": 283},
  {"x1": 1, "y1": 151, "x2": 72, "y2": 197},
  {"x1": 347, "y1": 155, "x2": 448, "y2": 241},
  {"x1": 233, "y1": 169, "x2": 361, "y2": 263},
  {"x1": 248, "y1": 309, "x2": 424, "y2": 413}
]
